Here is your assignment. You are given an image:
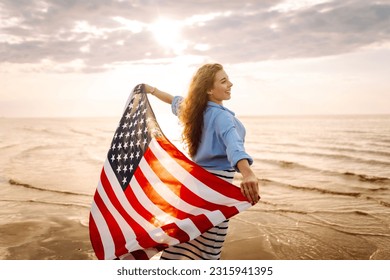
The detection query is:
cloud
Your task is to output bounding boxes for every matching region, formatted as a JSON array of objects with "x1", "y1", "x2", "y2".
[{"x1": 1, "y1": 0, "x2": 389, "y2": 72}]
